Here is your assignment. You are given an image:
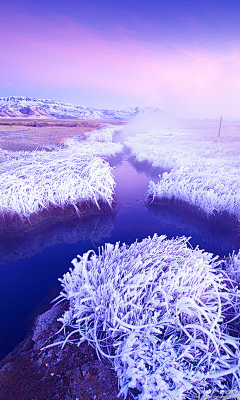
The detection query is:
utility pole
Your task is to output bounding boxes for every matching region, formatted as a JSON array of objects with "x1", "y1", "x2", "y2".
[{"x1": 218, "y1": 116, "x2": 222, "y2": 142}]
